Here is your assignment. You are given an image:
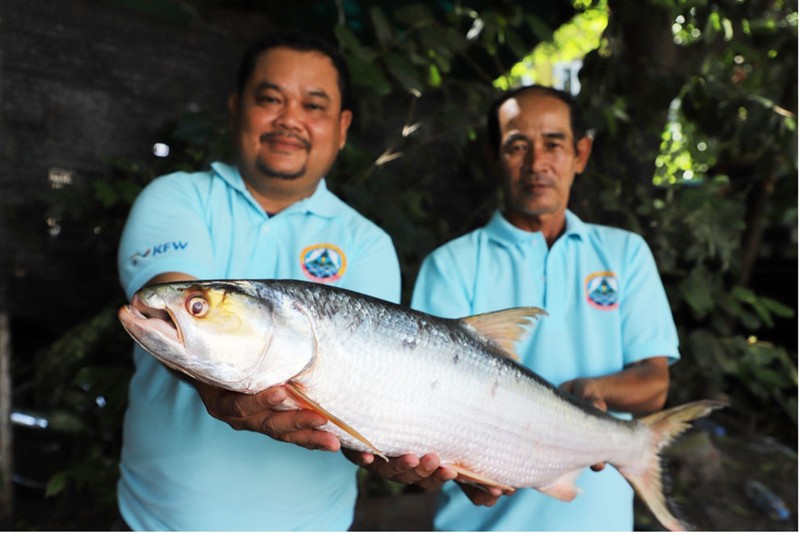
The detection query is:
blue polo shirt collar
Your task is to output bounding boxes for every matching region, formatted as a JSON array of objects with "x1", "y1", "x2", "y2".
[
  {"x1": 211, "y1": 161, "x2": 340, "y2": 218},
  {"x1": 486, "y1": 209, "x2": 587, "y2": 248}
]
